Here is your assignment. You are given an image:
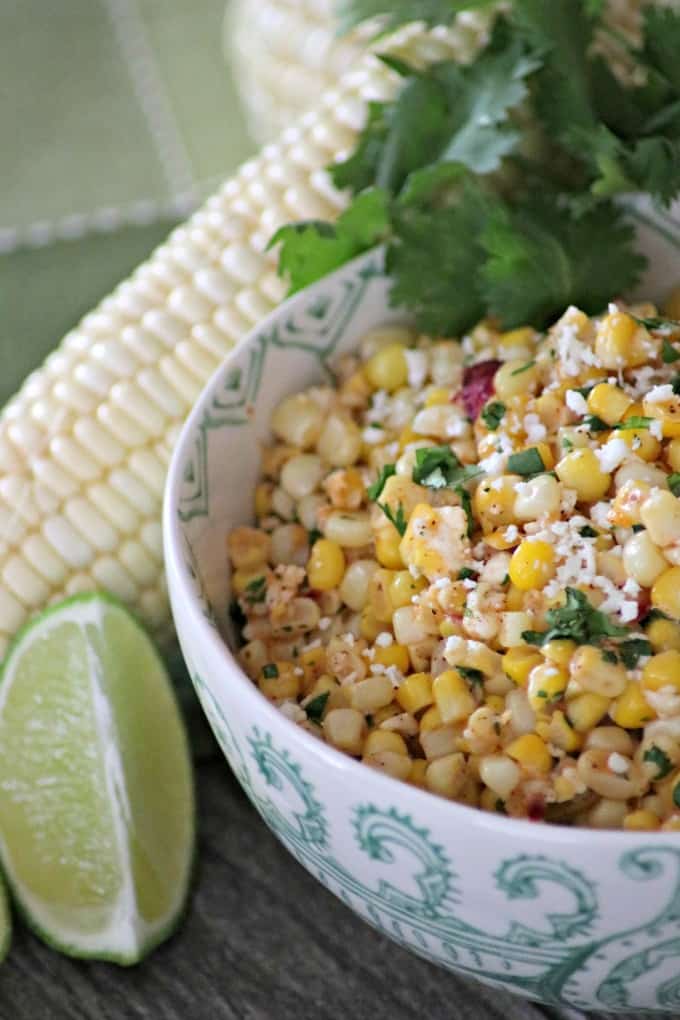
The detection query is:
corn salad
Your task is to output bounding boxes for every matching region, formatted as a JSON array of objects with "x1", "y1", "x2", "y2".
[{"x1": 228, "y1": 298, "x2": 680, "y2": 830}]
